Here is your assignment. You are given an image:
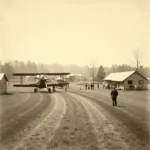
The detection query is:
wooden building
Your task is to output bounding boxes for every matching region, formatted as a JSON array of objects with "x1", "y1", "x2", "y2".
[
  {"x1": 0, "y1": 73, "x2": 8, "y2": 94},
  {"x1": 103, "y1": 71, "x2": 148, "y2": 90}
]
